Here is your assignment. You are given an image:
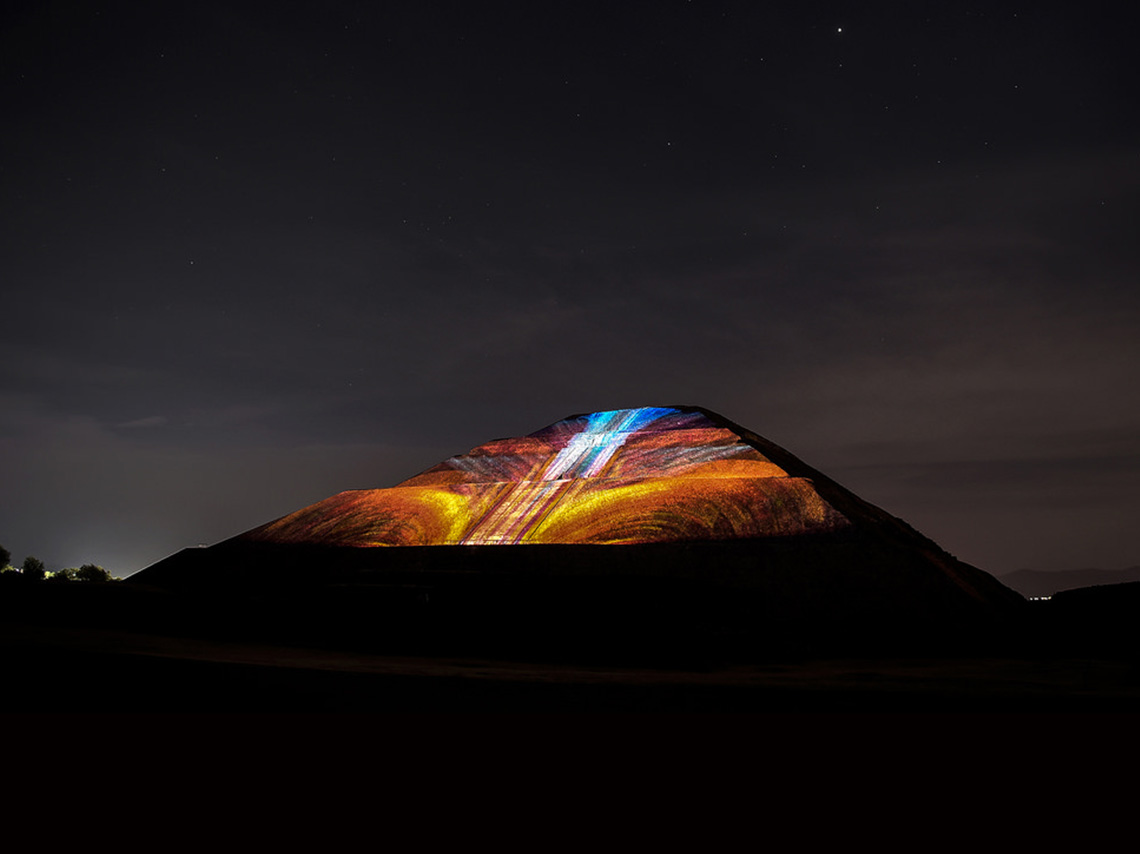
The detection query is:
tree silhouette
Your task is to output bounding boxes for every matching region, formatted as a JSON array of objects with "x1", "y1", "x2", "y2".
[
  {"x1": 75, "y1": 564, "x2": 112, "y2": 583},
  {"x1": 22, "y1": 556, "x2": 45, "y2": 581}
]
